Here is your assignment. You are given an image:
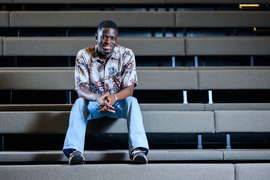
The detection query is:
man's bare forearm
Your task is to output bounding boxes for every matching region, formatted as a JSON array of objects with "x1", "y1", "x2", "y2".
[
  {"x1": 77, "y1": 89, "x2": 102, "y2": 104},
  {"x1": 103, "y1": 84, "x2": 134, "y2": 106},
  {"x1": 77, "y1": 84, "x2": 134, "y2": 108},
  {"x1": 113, "y1": 85, "x2": 134, "y2": 101}
]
